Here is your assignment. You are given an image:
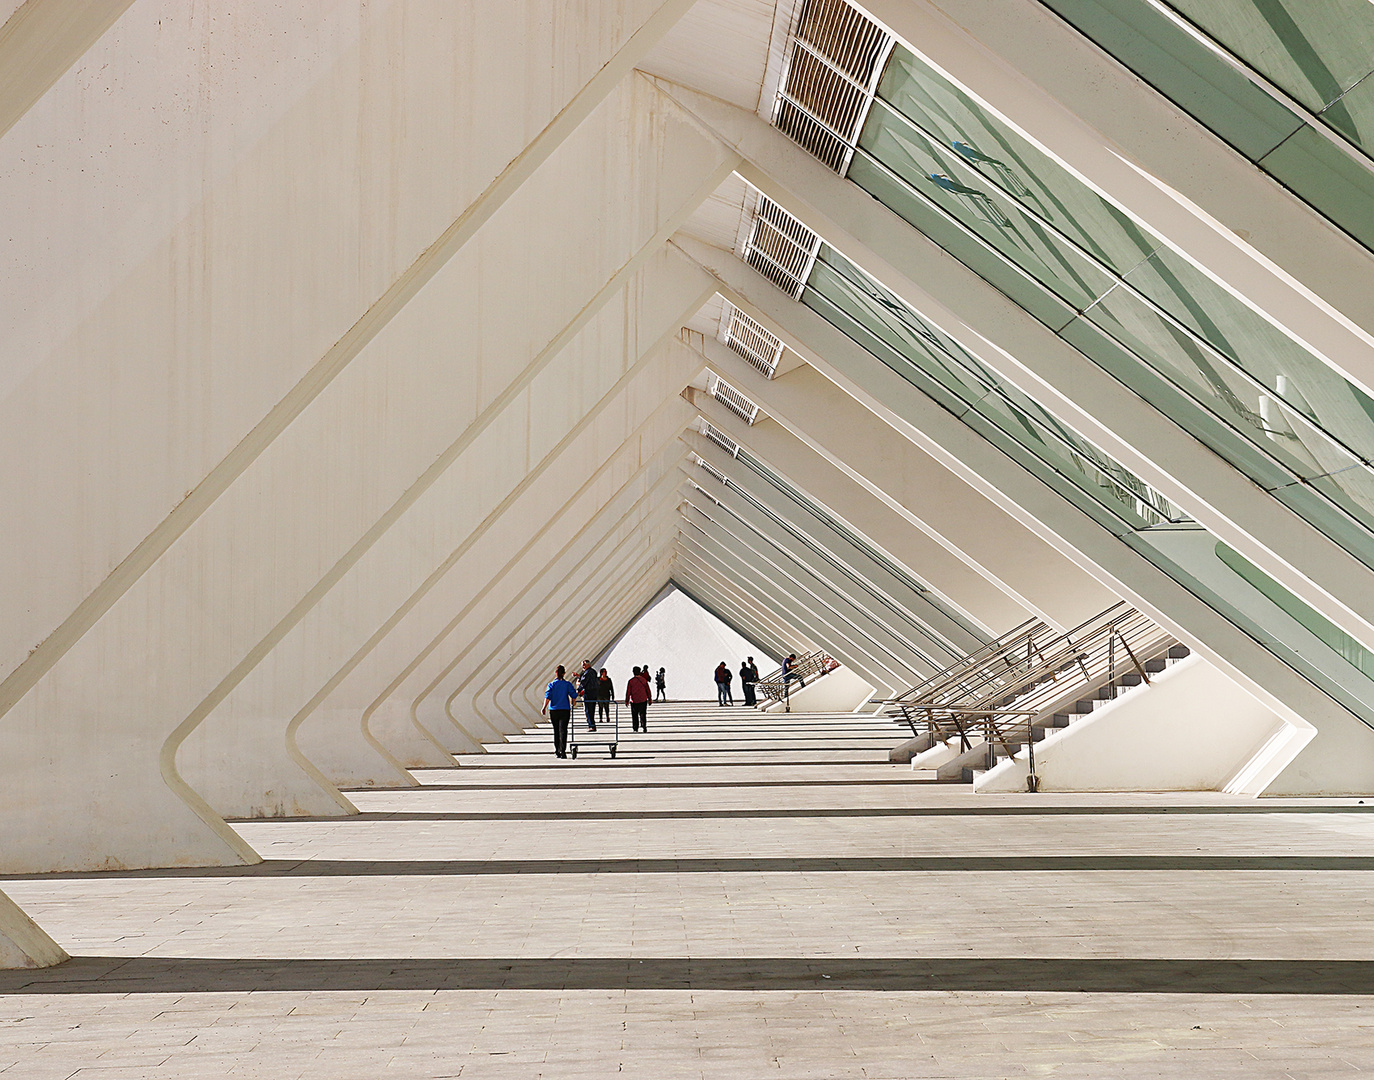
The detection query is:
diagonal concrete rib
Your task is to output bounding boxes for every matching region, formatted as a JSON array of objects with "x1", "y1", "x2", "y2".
[
  {"x1": 0, "y1": 0, "x2": 698, "y2": 724},
  {"x1": 0, "y1": 0, "x2": 135, "y2": 142}
]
